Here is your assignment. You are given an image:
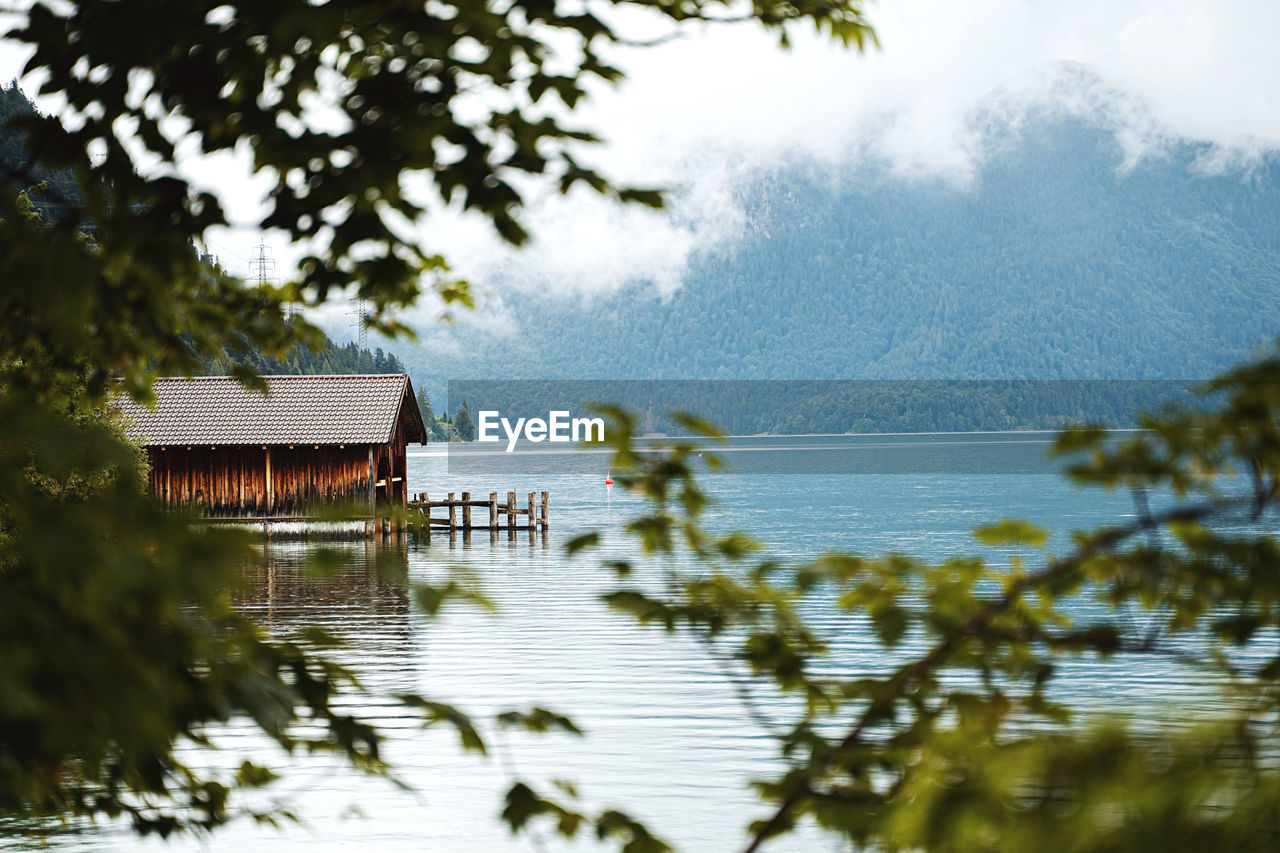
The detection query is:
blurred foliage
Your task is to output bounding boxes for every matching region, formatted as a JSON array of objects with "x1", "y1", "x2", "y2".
[
  {"x1": 0, "y1": 0, "x2": 876, "y2": 842},
  {"x1": 17, "y1": 1, "x2": 1278, "y2": 850},
  {"x1": 4, "y1": 0, "x2": 873, "y2": 342},
  {"x1": 564, "y1": 351, "x2": 1280, "y2": 851},
  {"x1": 0, "y1": 191, "x2": 384, "y2": 835}
]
